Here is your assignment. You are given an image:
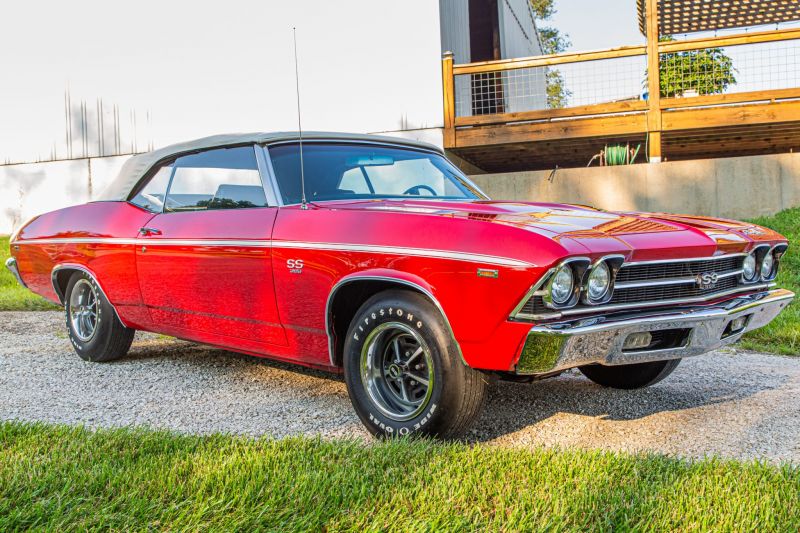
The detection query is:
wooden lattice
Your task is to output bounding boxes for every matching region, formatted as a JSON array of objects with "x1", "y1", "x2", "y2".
[{"x1": 638, "y1": 0, "x2": 800, "y2": 35}]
